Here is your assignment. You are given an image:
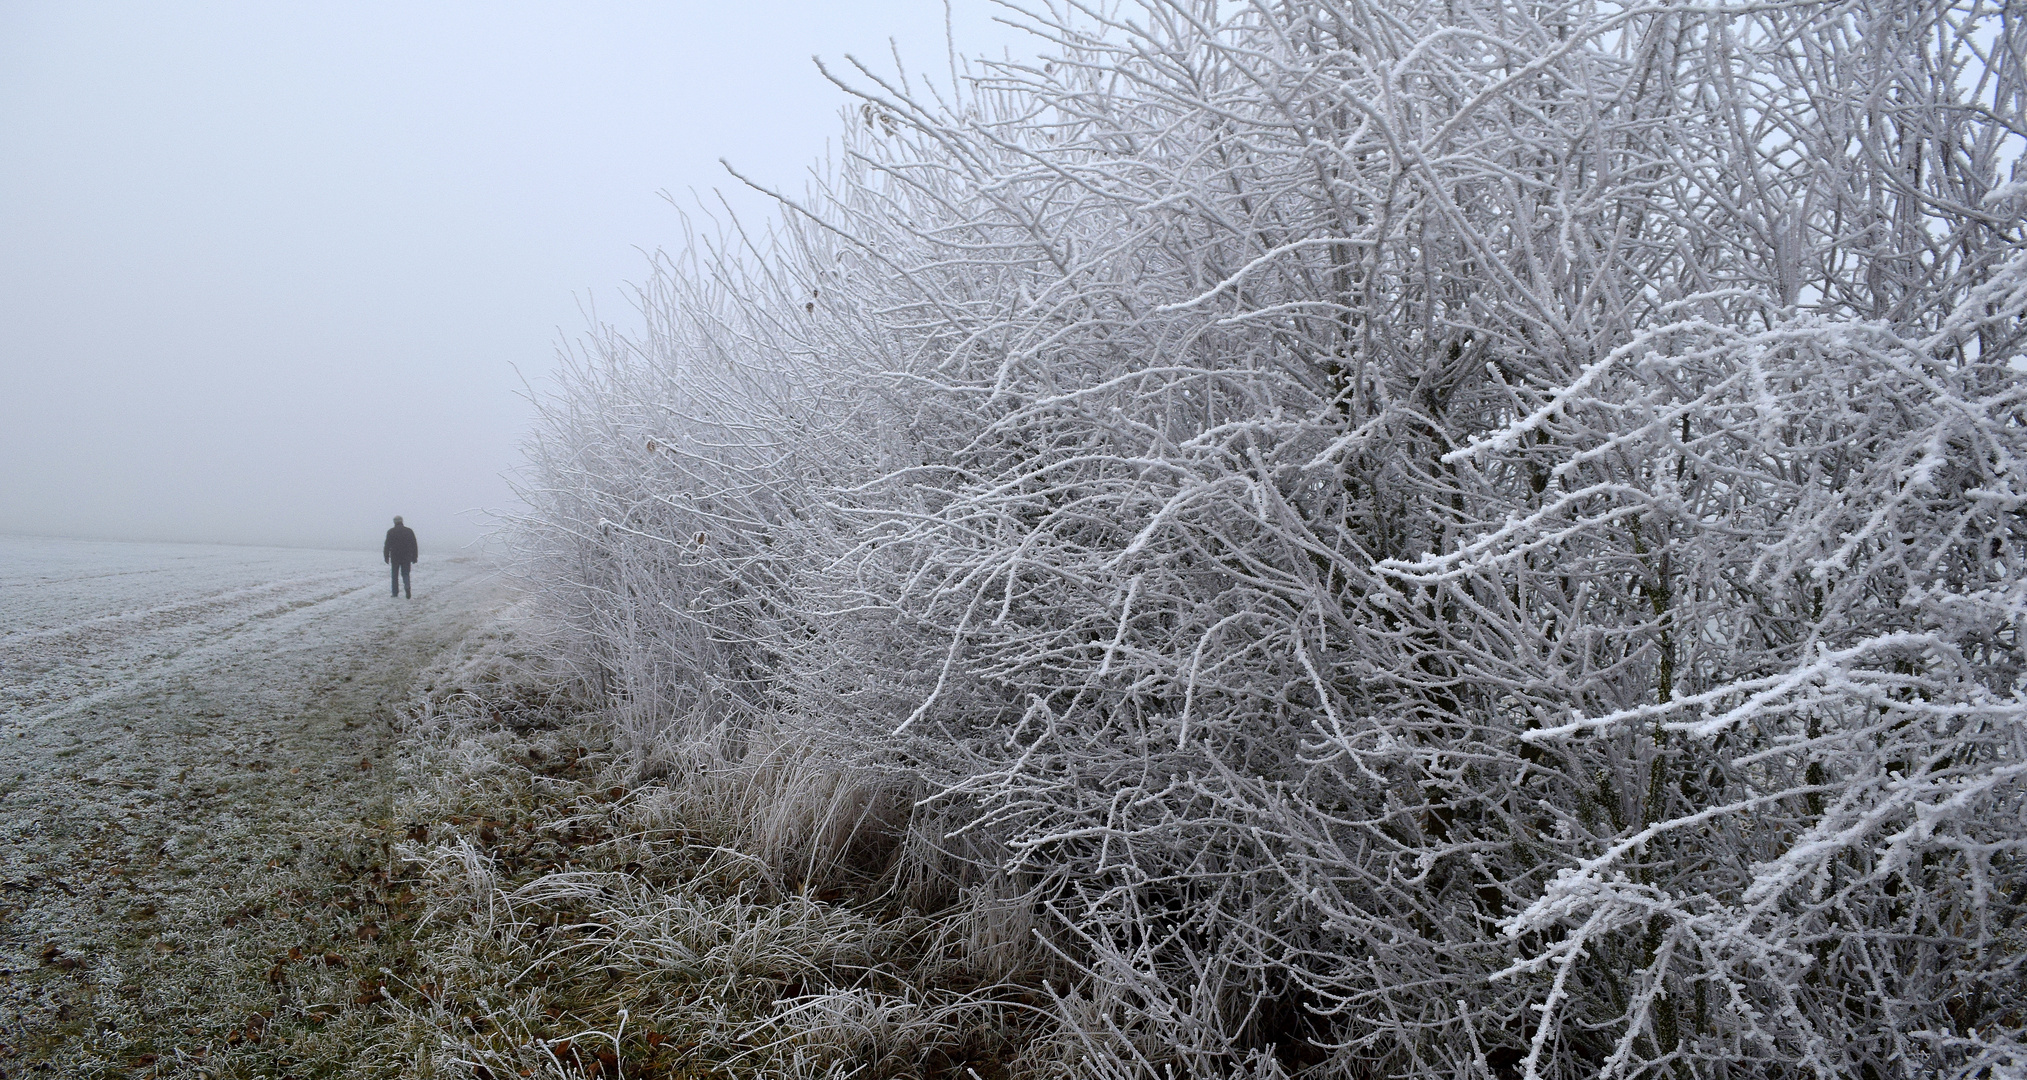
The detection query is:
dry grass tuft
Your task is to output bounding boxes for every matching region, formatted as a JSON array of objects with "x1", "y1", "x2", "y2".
[{"x1": 381, "y1": 619, "x2": 1068, "y2": 1080}]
